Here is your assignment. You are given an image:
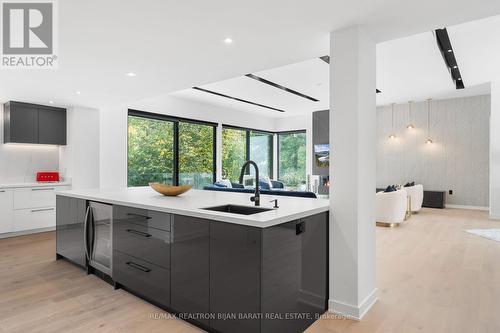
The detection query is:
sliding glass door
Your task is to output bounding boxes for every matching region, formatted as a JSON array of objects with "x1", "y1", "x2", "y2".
[{"x1": 128, "y1": 115, "x2": 174, "y2": 186}]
